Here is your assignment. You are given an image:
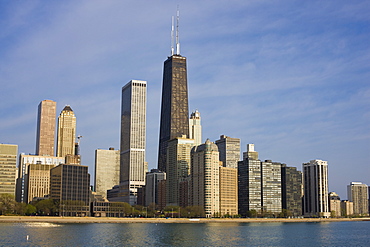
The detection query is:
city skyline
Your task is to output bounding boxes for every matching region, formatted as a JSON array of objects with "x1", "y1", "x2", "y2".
[{"x1": 1, "y1": 1, "x2": 369, "y2": 199}]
